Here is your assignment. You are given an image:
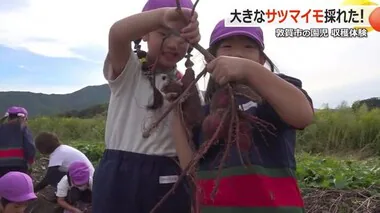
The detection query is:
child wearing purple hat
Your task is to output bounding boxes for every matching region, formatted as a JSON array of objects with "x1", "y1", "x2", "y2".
[
  {"x1": 56, "y1": 161, "x2": 92, "y2": 213},
  {"x1": 171, "y1": 20, "x2": 314, "y2": 212},
  {"x1": 0, "y1": 171, "x2": 37, "y2": 213},
  {"x1": 33, "y1": 132, "x2": 94, "y2": 194},
  {"x1": 0, "y1": 106, "x2": 35, "y2": 177},
  {"x1": 92, "y1": 0, "x2": 200, "y2": 212}
]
